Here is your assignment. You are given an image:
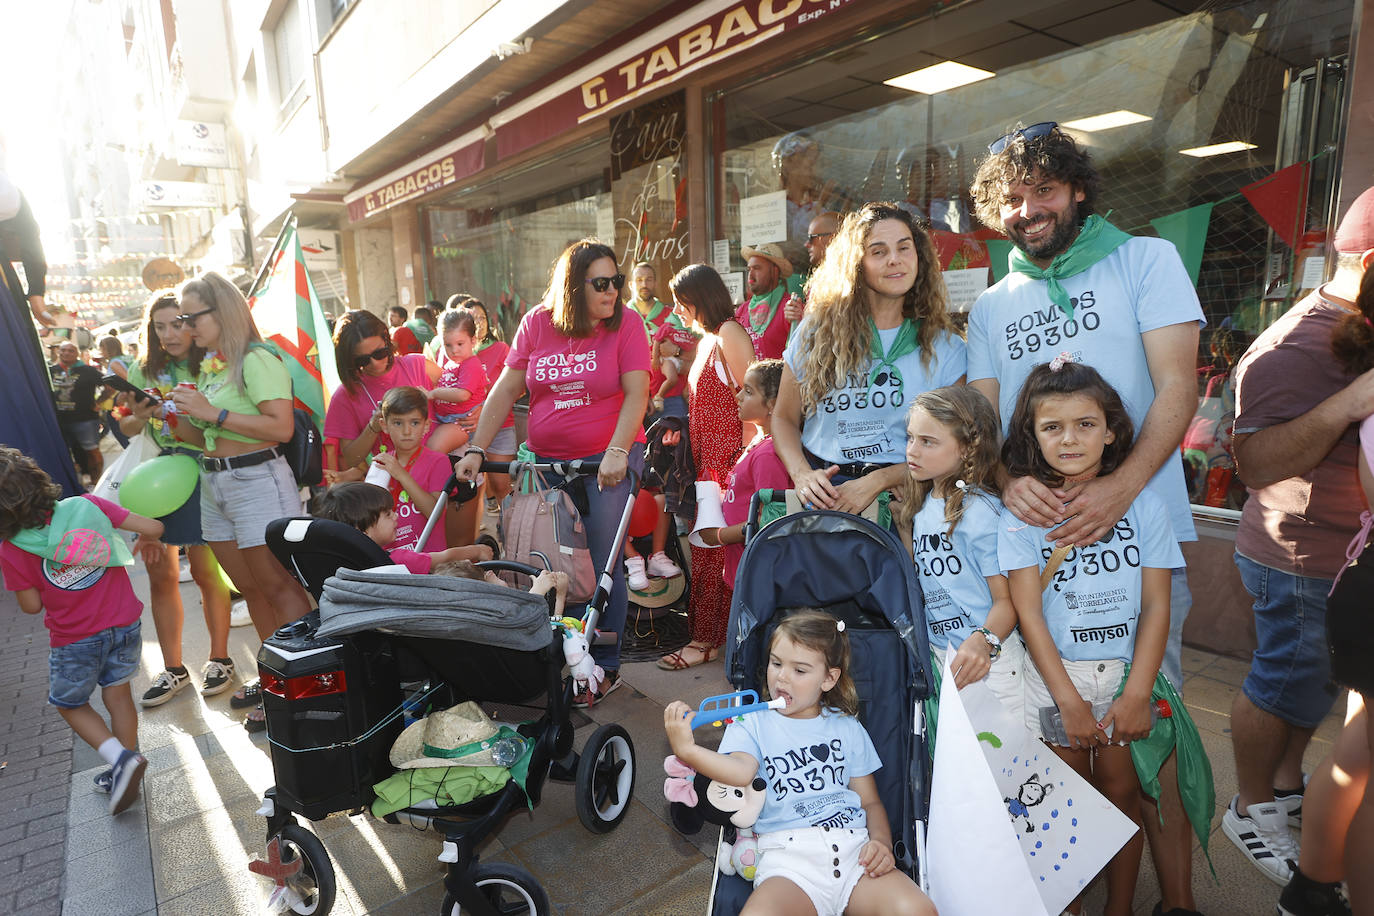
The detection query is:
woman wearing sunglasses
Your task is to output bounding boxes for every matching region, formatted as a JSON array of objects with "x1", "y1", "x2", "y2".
[
  {"x1": 118, "y1": 292, "x2": 234, "y2": 708},
  {"x1": 324, "y1": 309, "x2": 442, "y2": 472},
  {"x1": 455, "y1": 239, "x2": 650, "y2": 703},
  {"x1": 167, "y1": 273, "x2": 312, "y2": 731}
]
